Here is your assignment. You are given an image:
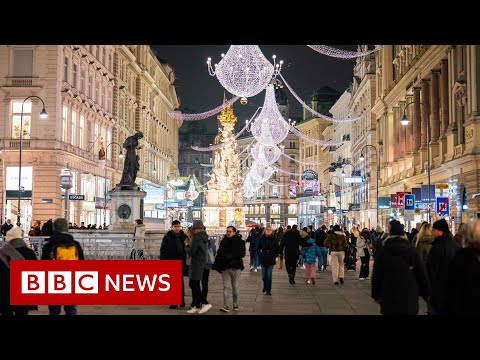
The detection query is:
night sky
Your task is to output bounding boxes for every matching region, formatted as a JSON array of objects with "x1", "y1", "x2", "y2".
[{"x1": 151, "y1": 45, "x2": 357, "y2": 132}]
